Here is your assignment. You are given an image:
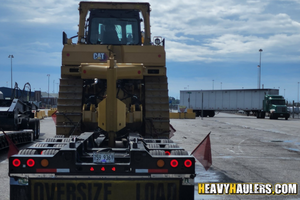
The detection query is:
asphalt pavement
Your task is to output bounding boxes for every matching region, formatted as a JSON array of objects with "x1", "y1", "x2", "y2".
[
  {"x1": 1, "y1": 113, "x2": 299, "y2": 200},
  {"x1": 170, "y1": 112, "x2": 300, "y2": 199}
]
